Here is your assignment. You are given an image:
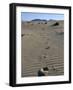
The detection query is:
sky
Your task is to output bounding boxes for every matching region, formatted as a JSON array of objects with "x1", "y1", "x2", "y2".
[{"x1": 21, "y1": 12, "x2": 64, "y2": 22}]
